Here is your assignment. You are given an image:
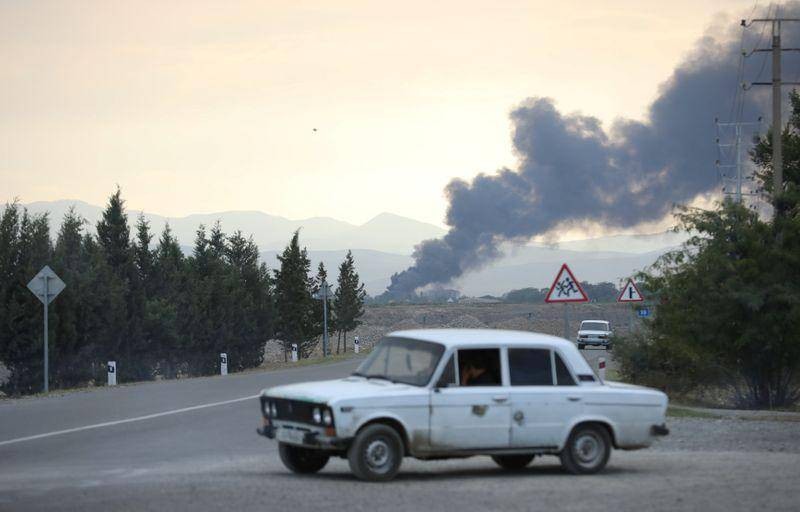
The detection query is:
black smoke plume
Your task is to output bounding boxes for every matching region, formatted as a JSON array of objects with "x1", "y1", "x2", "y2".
[{"x1": 385, "y1": 4, "x2": 799, "y2": 299}]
